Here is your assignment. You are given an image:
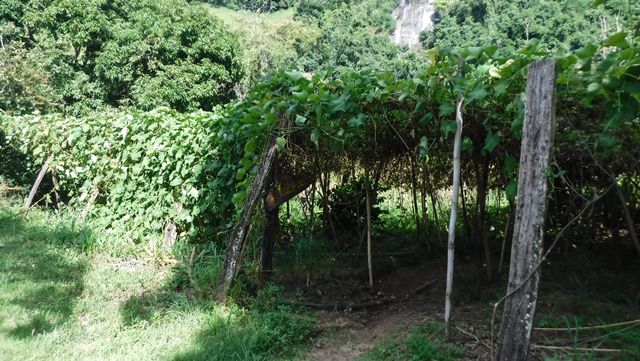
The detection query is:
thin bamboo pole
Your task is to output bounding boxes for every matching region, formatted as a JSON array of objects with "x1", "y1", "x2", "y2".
[{"x1": 445, "y1": 91, "x2": 464, "y2": 337}]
